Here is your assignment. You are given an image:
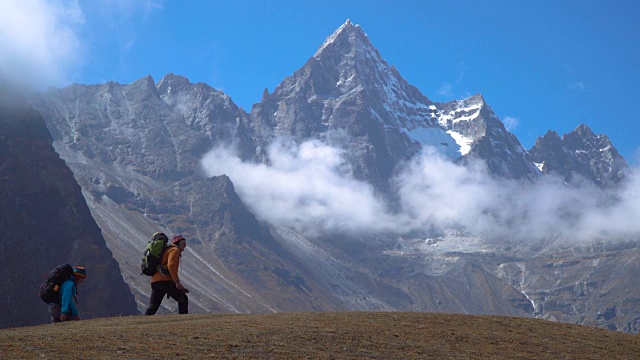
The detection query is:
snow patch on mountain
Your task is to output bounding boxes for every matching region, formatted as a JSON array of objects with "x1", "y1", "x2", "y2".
[
  {"x1": 446, "y1": 130, "x2": 473, "y2": 156},
  {"x1": 437, "y1": 102, "x2": 483, "y2": 127},
  {"x1": 403, "y1": 127, "x2": 461, "y2": 159}
]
